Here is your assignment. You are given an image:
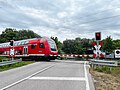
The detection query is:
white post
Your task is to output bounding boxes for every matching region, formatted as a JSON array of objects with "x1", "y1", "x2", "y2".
[{"x1": 96, "y1": 41, "x2": 99, "y2": 60}]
